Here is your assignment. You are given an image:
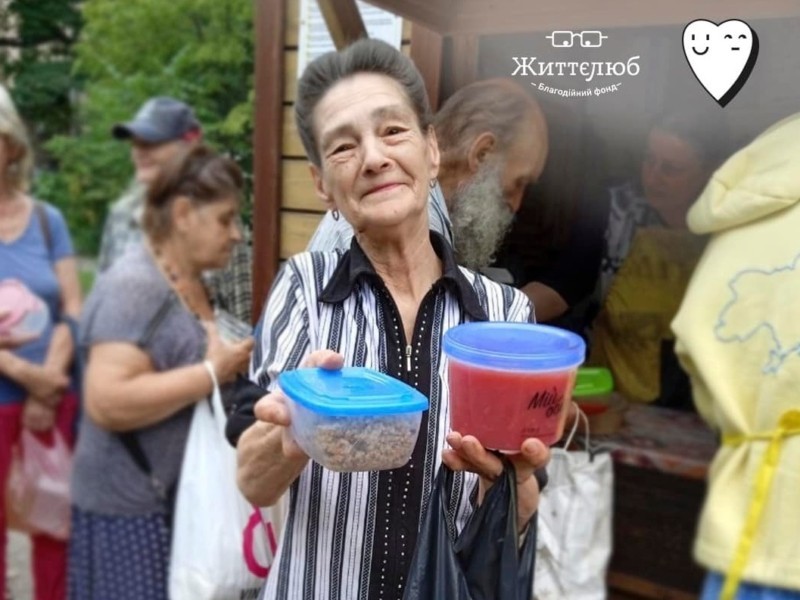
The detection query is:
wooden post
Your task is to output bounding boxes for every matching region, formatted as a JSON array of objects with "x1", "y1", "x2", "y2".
[
  {"x1": 317, "y1": 0, "x2": 367, "y2": 49},
  {"x1": 410, "y1": 24, "x2": 443, "y2": 111},
  {"x1": 251, "y1": 0, "x2": 285, "y2": 323},
  {"x1": 450, "y1": 33, "x2": 479, "y2": 91}
]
